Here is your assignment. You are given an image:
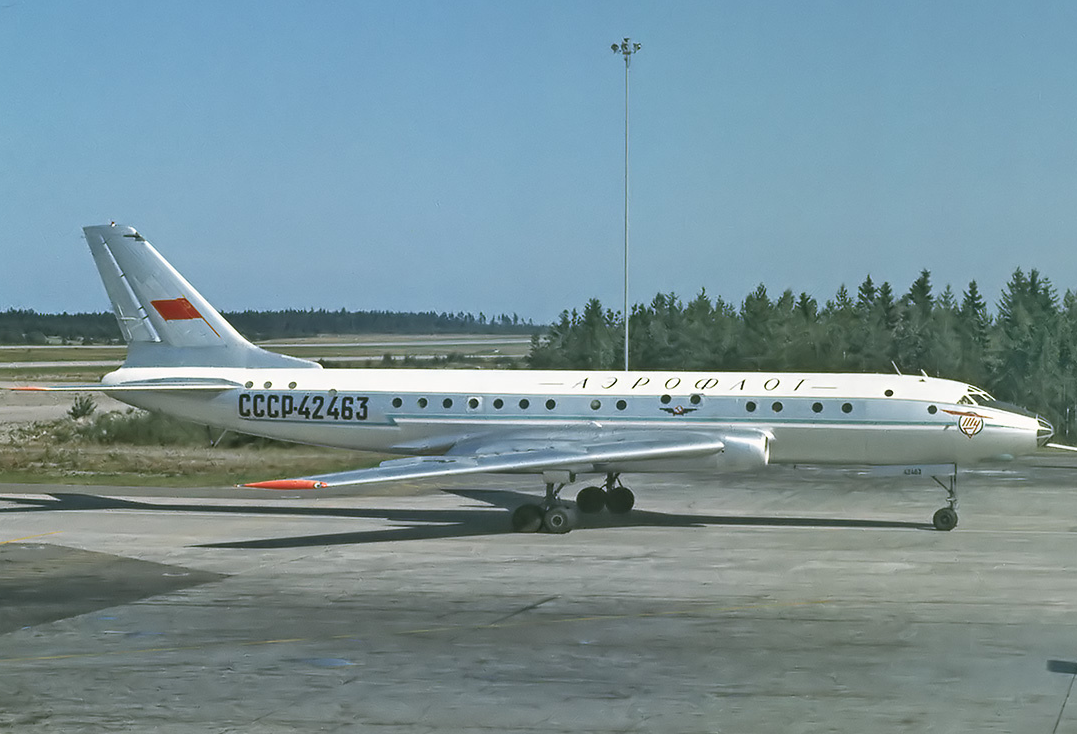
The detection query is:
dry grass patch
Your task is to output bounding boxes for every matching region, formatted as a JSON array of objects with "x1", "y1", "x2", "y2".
[{"x1": 0, "y1": 410, "x2": 382, "y2": 486}]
